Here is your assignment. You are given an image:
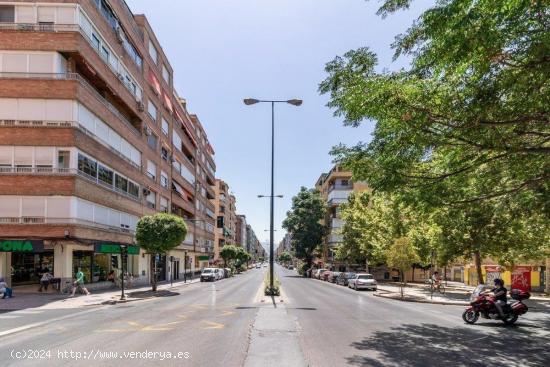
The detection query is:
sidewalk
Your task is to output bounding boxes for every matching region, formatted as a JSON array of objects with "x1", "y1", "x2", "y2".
[
  {"x1": 0, "y1": 278, "x2": 201, "y2": 311},
  {"x1": 375, "y1": 283, "x2": 550, "y2": 306}
]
